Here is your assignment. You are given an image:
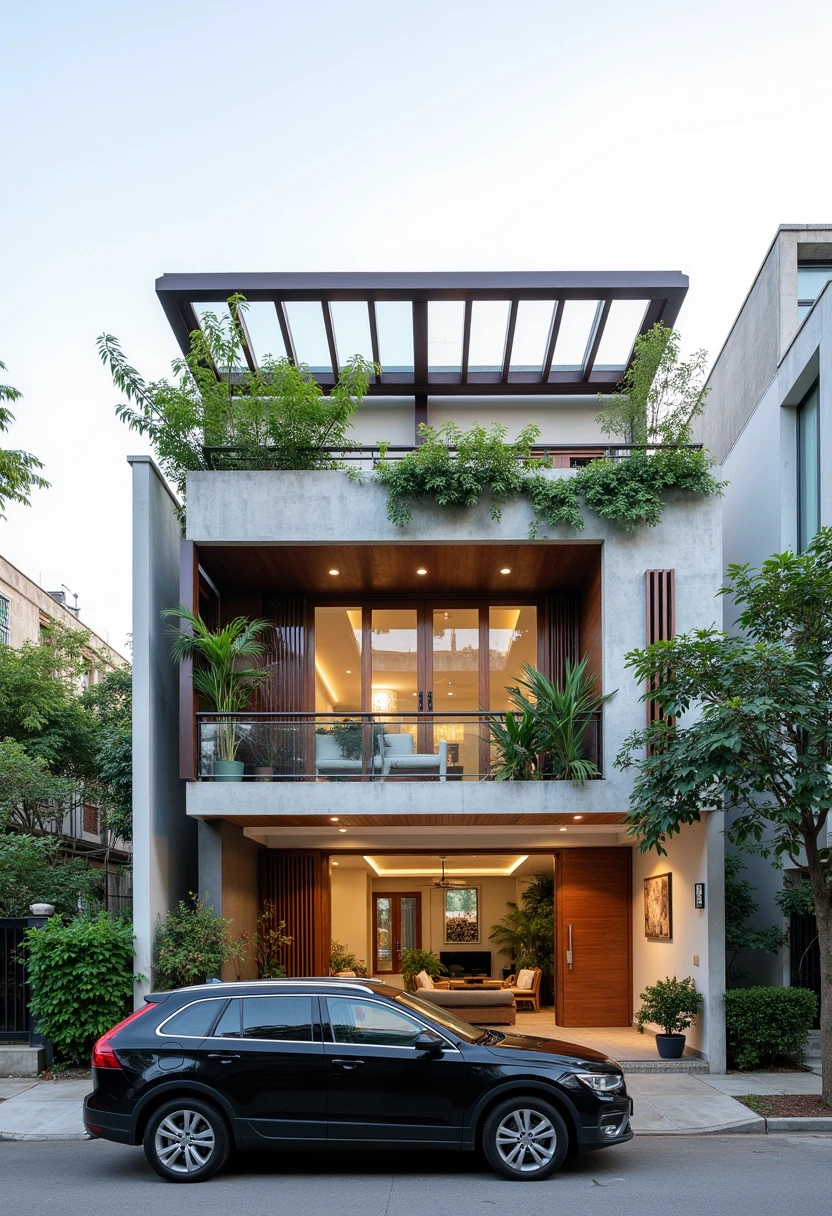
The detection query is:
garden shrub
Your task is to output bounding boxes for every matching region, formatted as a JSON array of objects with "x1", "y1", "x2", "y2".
[
  {"x1": 724, "y1": 986, "x2": 818, "y2": 1070},
  {"x1": 154, "y1": 892, "x2": 245, "y2": 988},
  {"x1": 25, "y1": 912, "x2": 137, "y2": 1064}
]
